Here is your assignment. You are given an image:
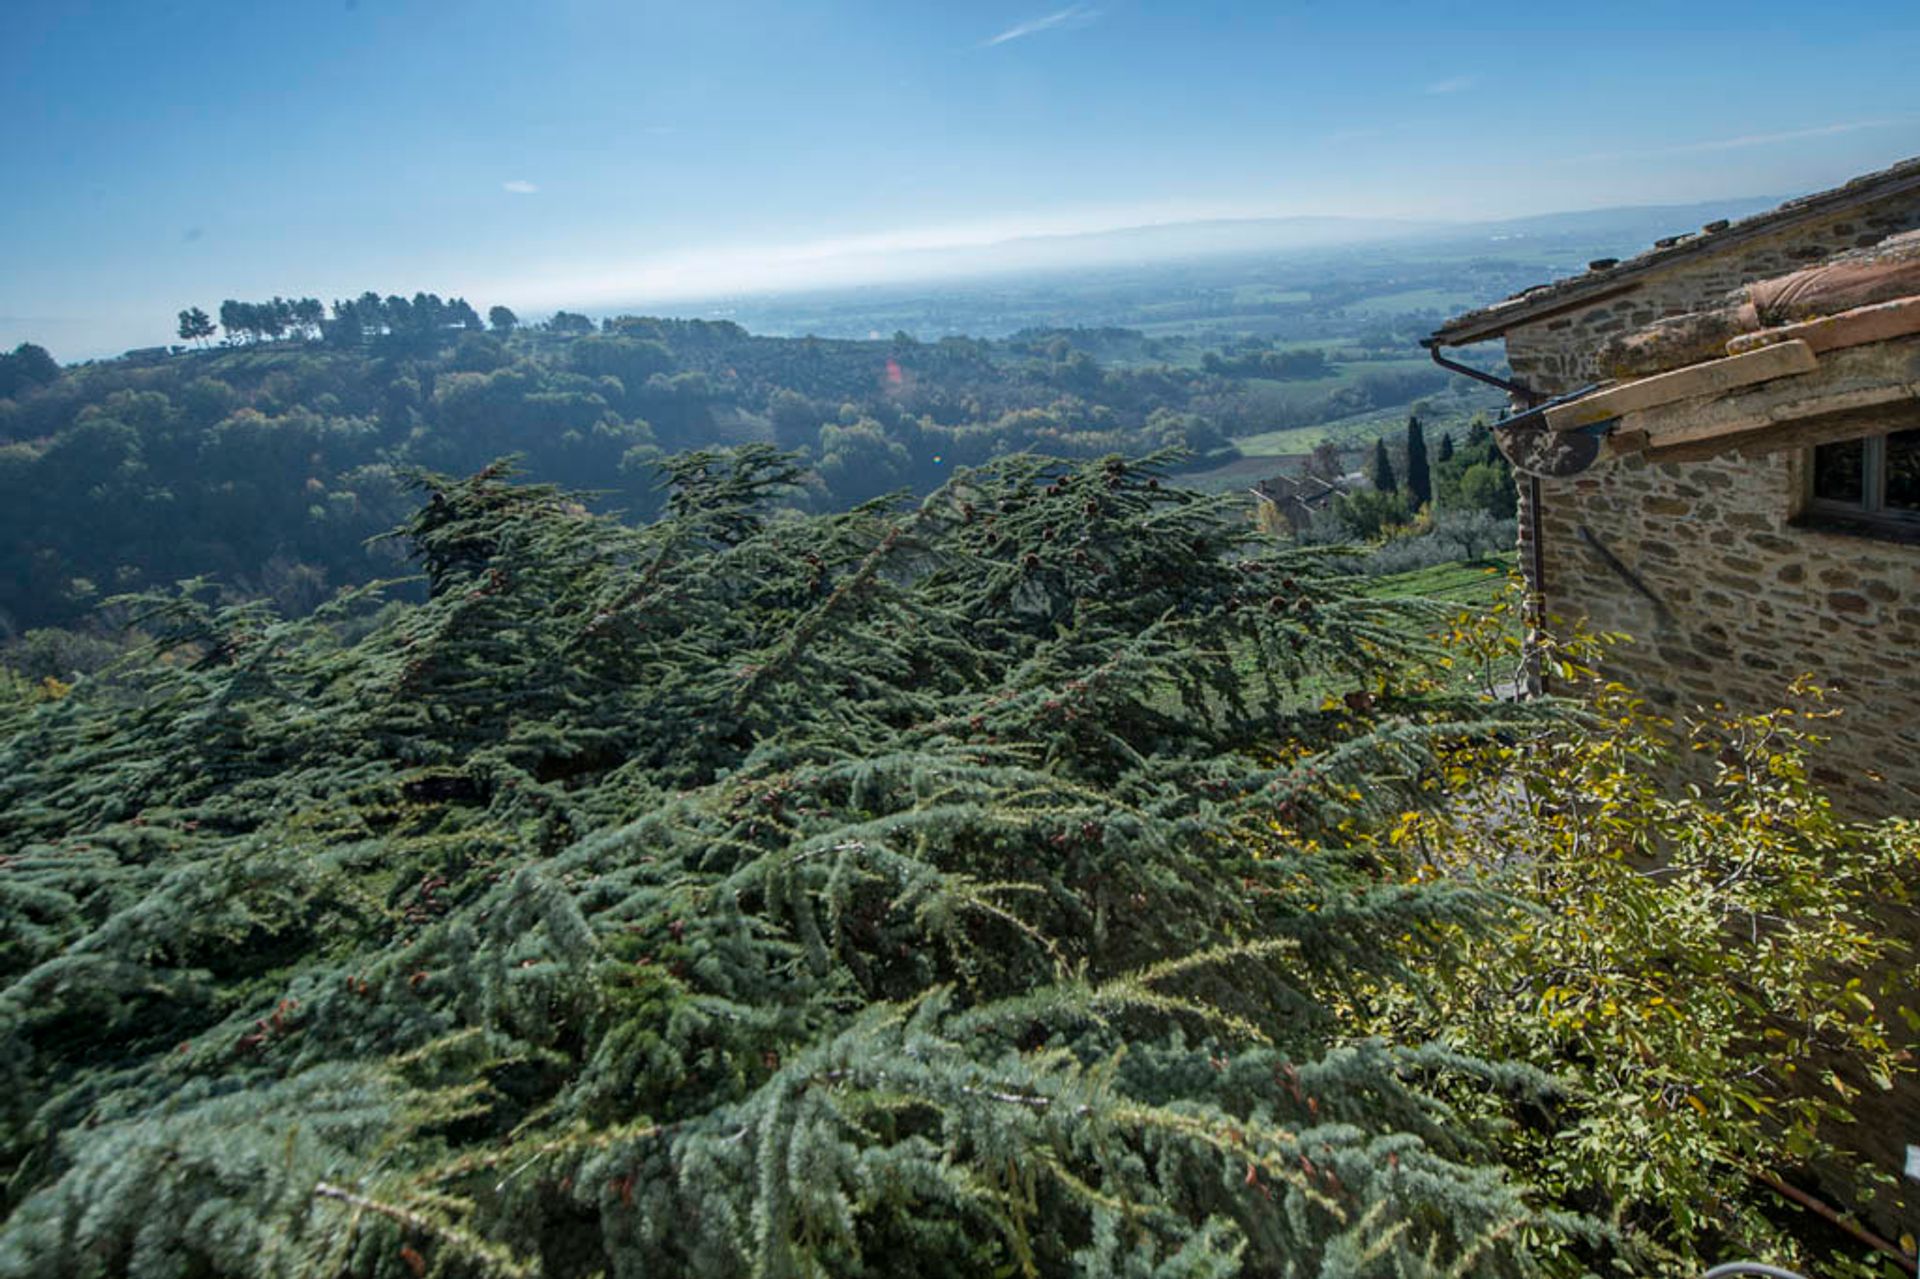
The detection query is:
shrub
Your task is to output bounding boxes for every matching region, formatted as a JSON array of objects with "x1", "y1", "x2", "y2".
[
  {"x1": 1360, "y1": 641, "x2": 1920, "y2": 1276},
  {"x1": 1359, "y1": 510, "x2": 1514, "y2": 576},
  {"x1": 1327, "y1": 487, "x2": 1412, "y2": 541}
]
